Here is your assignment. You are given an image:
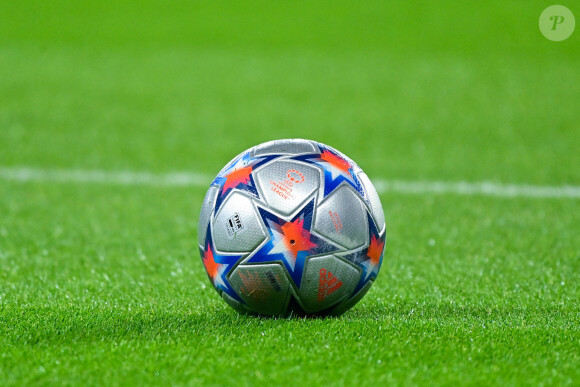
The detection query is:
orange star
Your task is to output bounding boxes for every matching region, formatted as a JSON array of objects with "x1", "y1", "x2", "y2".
[
  {"x1": 202, "y1": 247, "x2": 220, "y2": 281},
  {"x1": 281, "y1": 218, "x2": 317, "y2": 259},
  {"x1": 320, "y1": 150, "x2": 351, "y2": 175},
  {"x1": 367, "y1": 234, "x2": 384, "y2": 266},
  {"x1": 222, "y1": 165, "x2": 253, "y2": 192}
]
